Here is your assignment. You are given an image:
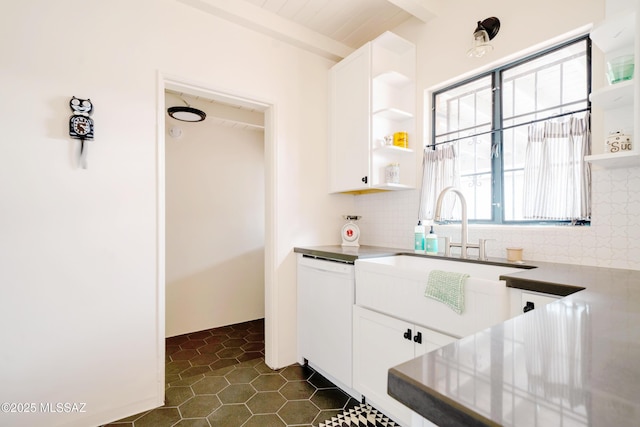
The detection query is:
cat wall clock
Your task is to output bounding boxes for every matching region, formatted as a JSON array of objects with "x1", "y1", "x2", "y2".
[{"x1": 69, "y1": 96, "x2": 94, "y2": 168}]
